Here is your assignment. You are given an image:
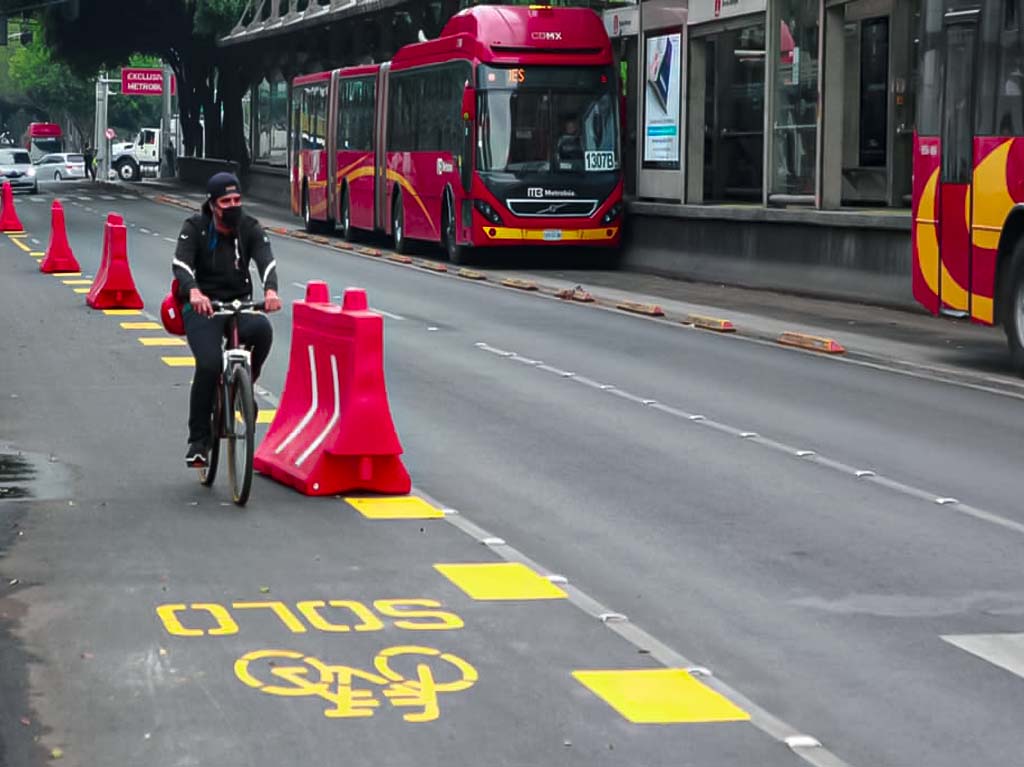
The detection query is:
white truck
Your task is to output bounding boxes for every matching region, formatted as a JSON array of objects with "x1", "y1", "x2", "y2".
[{"x1": 110, "y1": 127, "x2": 162, "y2": 181}]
